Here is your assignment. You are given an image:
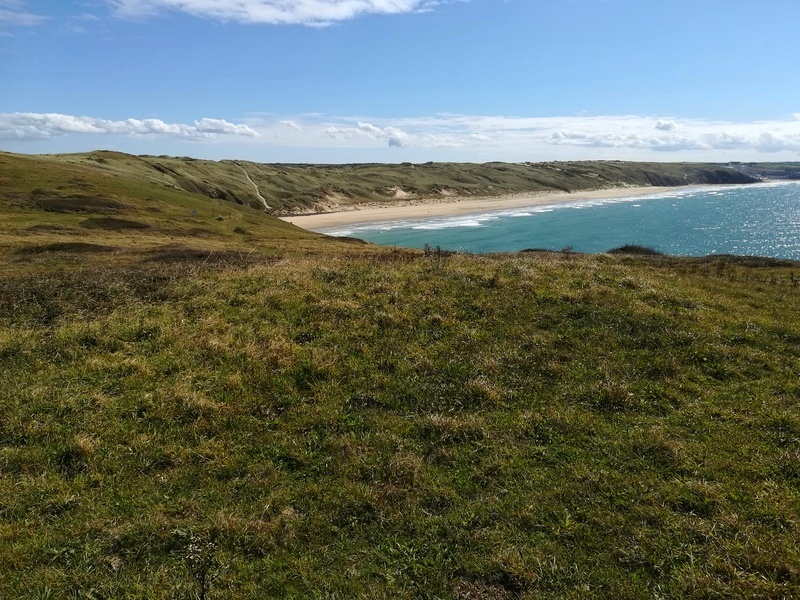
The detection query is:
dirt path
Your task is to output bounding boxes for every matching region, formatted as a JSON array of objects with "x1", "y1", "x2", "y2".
[{"x1": 236, "y1": 163, "x2": 271, "y2": 211}]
